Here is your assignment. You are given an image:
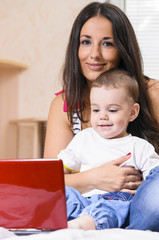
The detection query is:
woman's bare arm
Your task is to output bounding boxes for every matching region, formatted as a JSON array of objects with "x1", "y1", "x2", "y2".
[{"x1": 44, "y1": 94, "x2": 74, "y2": 158}]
